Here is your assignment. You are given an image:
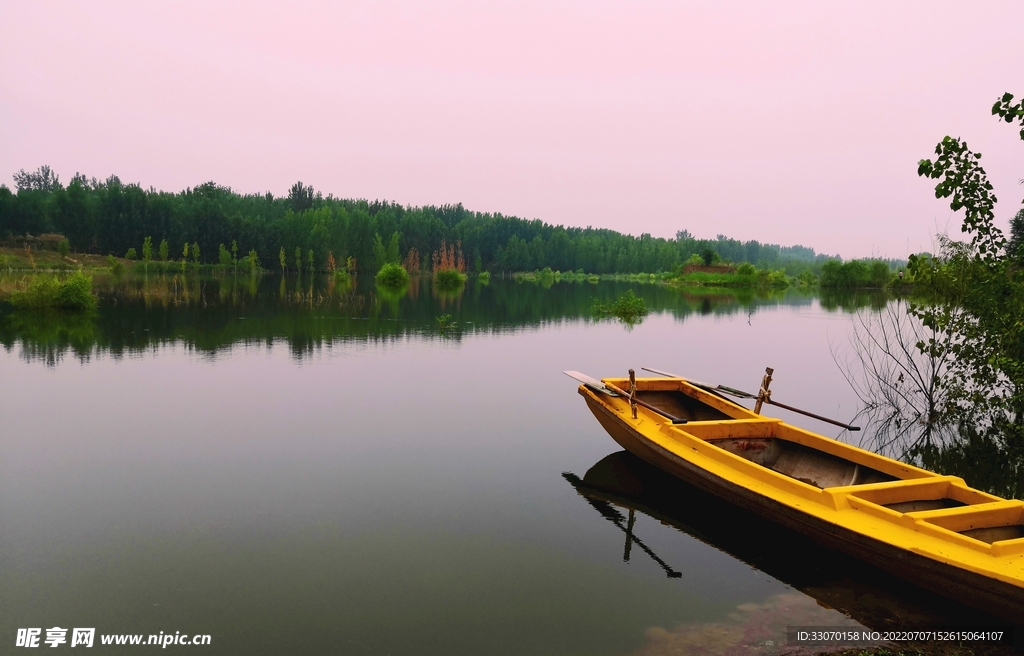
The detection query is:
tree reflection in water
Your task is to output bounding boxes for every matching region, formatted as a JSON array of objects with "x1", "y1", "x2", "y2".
[{"x1": 0, "y1": 274, "x2": 808, "y2": 364}]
